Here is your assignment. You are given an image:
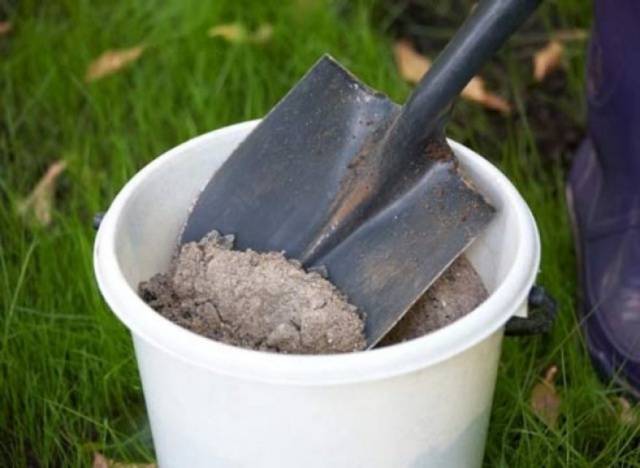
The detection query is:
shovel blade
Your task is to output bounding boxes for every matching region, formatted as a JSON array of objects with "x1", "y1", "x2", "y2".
[
  {"x1": 182, "y1": 55, "x2": 495, "y2": 346},
  {"x1": 182, "y1": 56, "x2": 399, "y2": 256}
]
